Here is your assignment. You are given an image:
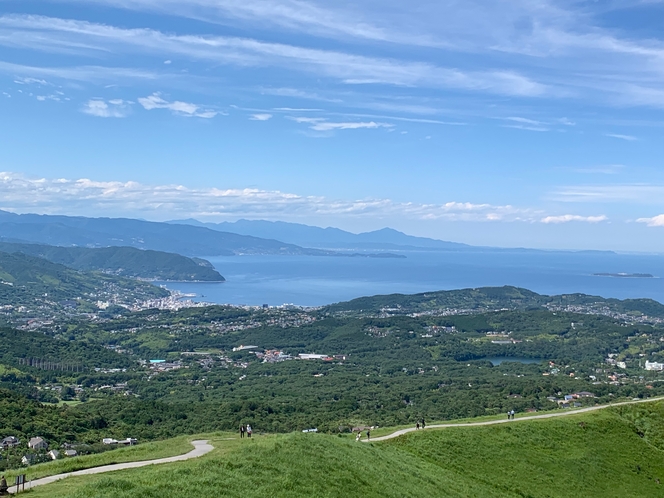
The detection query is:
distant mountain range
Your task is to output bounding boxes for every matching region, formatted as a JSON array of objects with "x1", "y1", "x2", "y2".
[
  {"x1": 0, "y1": 210, "x2": 614, "y2": 257},
  {"x1": 0, "y1": 242, "x2": 225, "y2": 281},
  {"x1": 0, "y1": 210, "x2": 332, "y2": 257},
  {"x1": 169, "y1": 219, "x2": 470, "y2": 251}
]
